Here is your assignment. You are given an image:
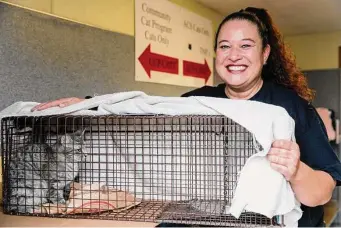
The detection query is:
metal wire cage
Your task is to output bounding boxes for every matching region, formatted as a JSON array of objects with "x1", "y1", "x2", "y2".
[{"x1": 1, "y1": 115, "x2": 283, "y2": 227}]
